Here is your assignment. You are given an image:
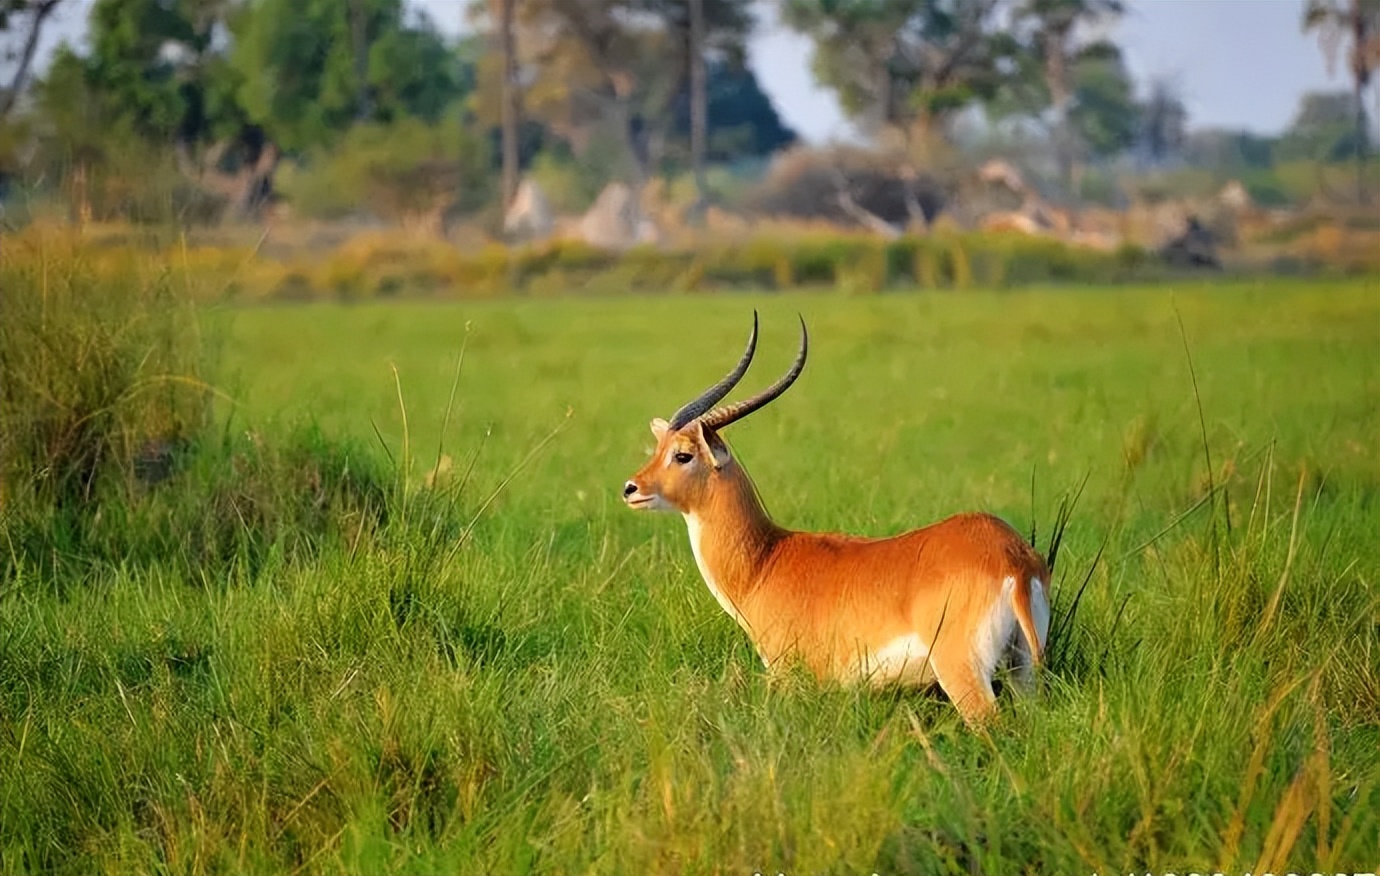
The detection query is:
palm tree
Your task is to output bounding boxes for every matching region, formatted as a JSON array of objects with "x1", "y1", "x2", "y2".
[{"x1": 1303, "y1": 0, "x2": 1380, "y2": 203}]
